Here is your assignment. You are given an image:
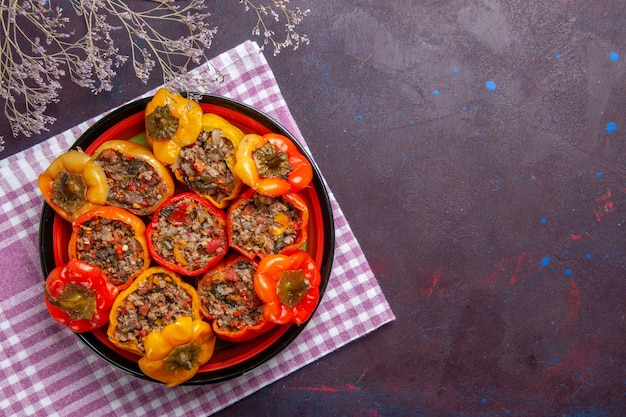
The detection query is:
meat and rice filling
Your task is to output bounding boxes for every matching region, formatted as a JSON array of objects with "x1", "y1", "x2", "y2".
[
  {"x1": 172, "y1": 129, "x2": 237, "y2": 204},
  {"x1": 94, "y1": 148, "x2": 170, "y2": 215},
  {"x1": 150, "y1": 195, "x2": 226, "y2": 273},
  {"x1": 229, "y1": 193, "x2": 303, "y2": 257},
  {"x1": 111, "y1": 272, "x2": 193, "y2": 353},
  {"x1": 75, "y1": 216, "x2": 146, "y2": 287},
  {"x1": 198, "y1": 258, "x2": 263, "y2": 332}
]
